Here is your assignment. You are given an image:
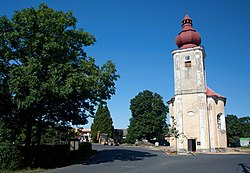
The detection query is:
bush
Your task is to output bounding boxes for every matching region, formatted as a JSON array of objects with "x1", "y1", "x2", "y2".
[
  {"x1": 79, "y1": 142, "x2": 92, "y2": 158},
  {"x1": 0, "y1": 142, "x2": 93, "y2": 171},
  {"x1": 80, "y1": 142, "x2": 92, "y2": 153},
  {"x1": 31, "y1": 142, "x2": 92, "y2": 167},
  {"x1": 30, "y1": 144, "x2": 69, "y2": 167},
  {"x1": 0, "y1": 143, "x2": 22, "y2": 172}
]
